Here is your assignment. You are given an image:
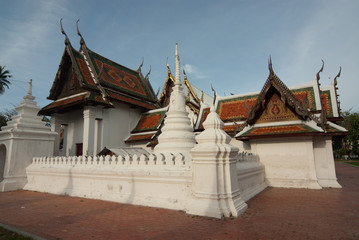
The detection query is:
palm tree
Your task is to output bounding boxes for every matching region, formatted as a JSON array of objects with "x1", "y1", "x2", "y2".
[{"x1": 0, "y1": 65, "x2": 12, "y2": 95}]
